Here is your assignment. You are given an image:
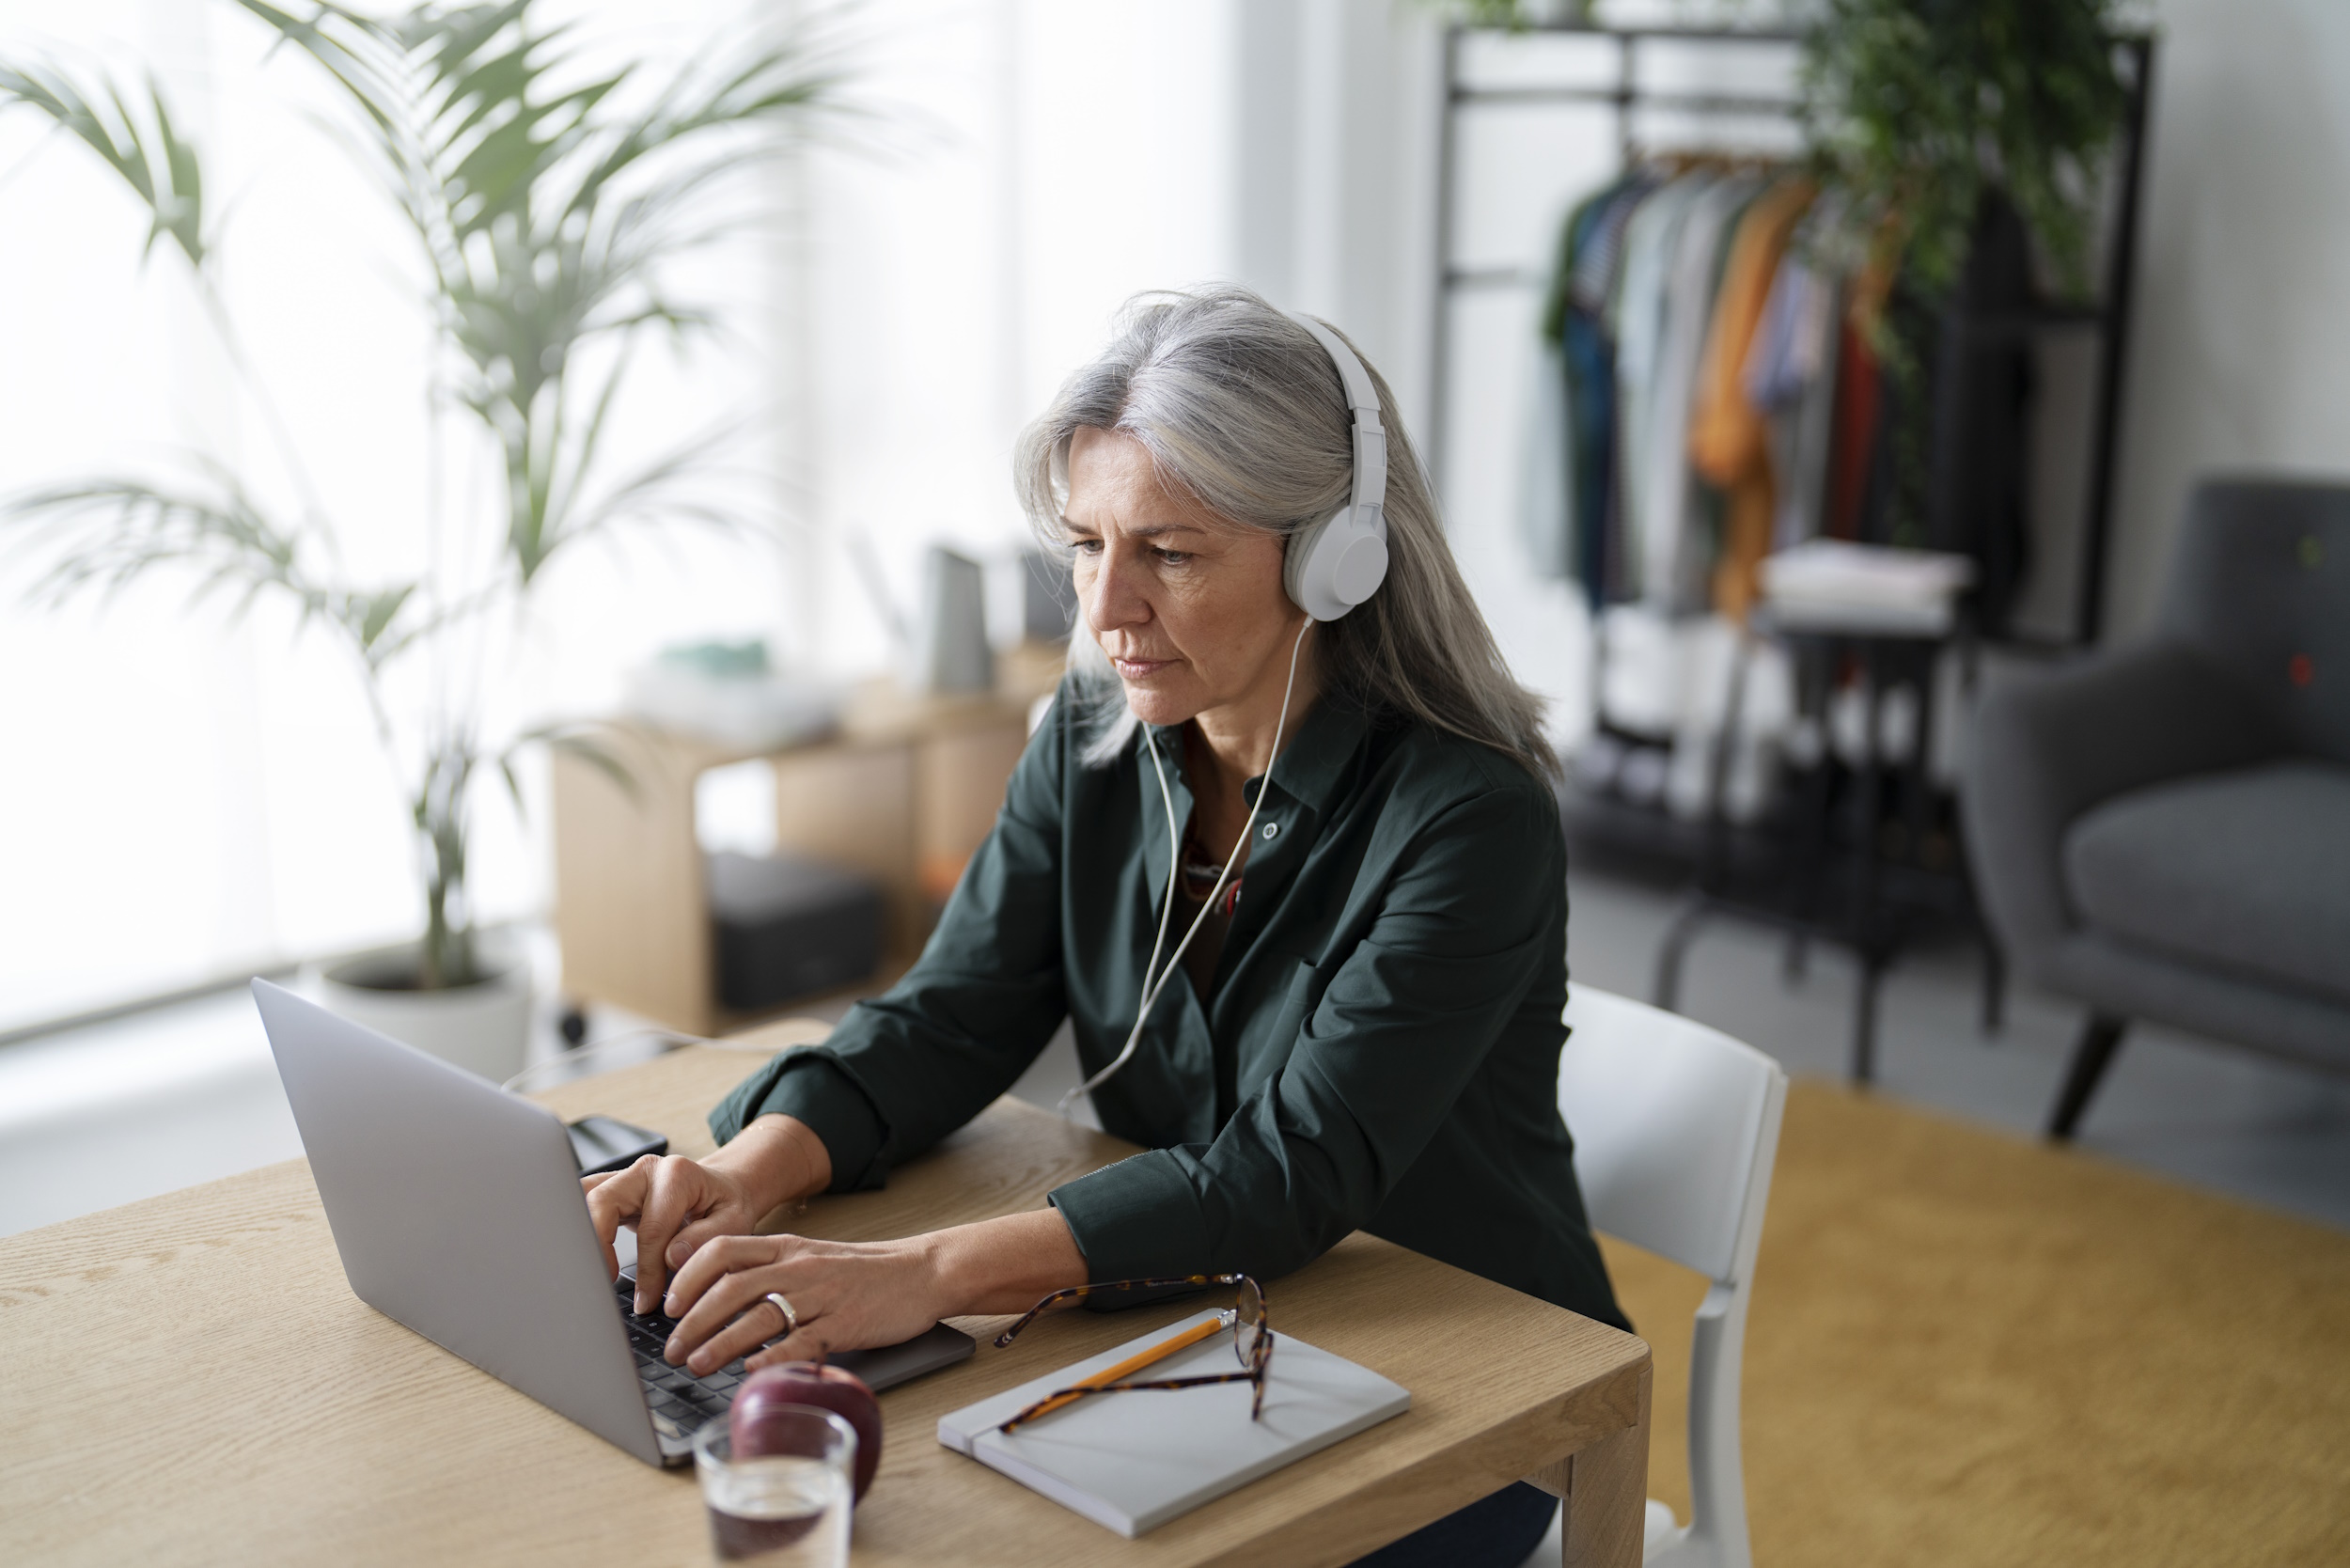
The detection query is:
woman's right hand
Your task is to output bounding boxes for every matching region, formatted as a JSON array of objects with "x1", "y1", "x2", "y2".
[
  {"x1": 582, "y1": 1114, "x2": 835, "y2": 1313},
  {"x1": 585, "y1": 1154, "x2": 767, "y2": 1312}
]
